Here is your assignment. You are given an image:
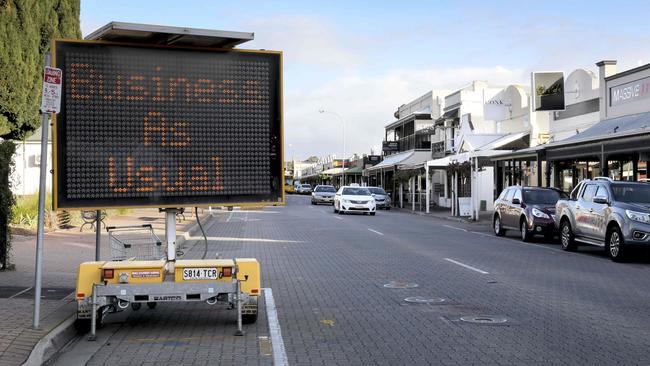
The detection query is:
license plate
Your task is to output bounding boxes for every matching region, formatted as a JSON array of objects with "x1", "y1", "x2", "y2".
[{"x1": 182, "y1": 267, "x2": 218, "y2": 280}]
